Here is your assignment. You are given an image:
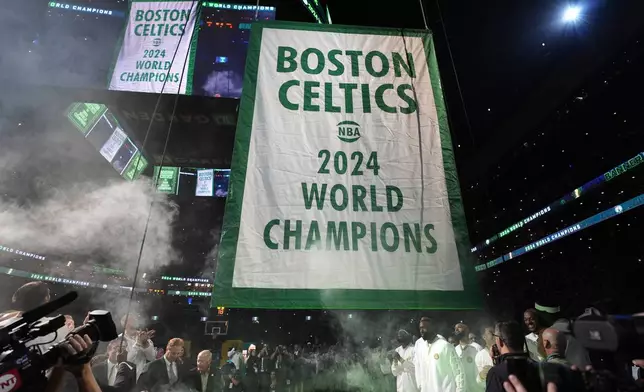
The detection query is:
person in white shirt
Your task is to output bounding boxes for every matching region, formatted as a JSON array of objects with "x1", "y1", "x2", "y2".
[
  {"x1": 474, "y1": 326, "x2": 495, "y2": 388},
  {"x1": 454, "y1": 323, "x2": 483, "y2": 352},
  {"x1": 453, "y1": 323, "x2": 483, "y2": 392},
  {"x1": 228, "y1": 343, "x2": 243, "y2": 370},
  {"x1": 414, "y1": 317, "x2": 465, "y2": 392},
  {"x1": 523, "y1": 309, "x2": 545, "y2": 361},
  {"x1": 391, "y1": 329, "x2": 418, "y2": 392},
  {"x1": 118, "y1": 314, "x2": 156, "y2": 380}
]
